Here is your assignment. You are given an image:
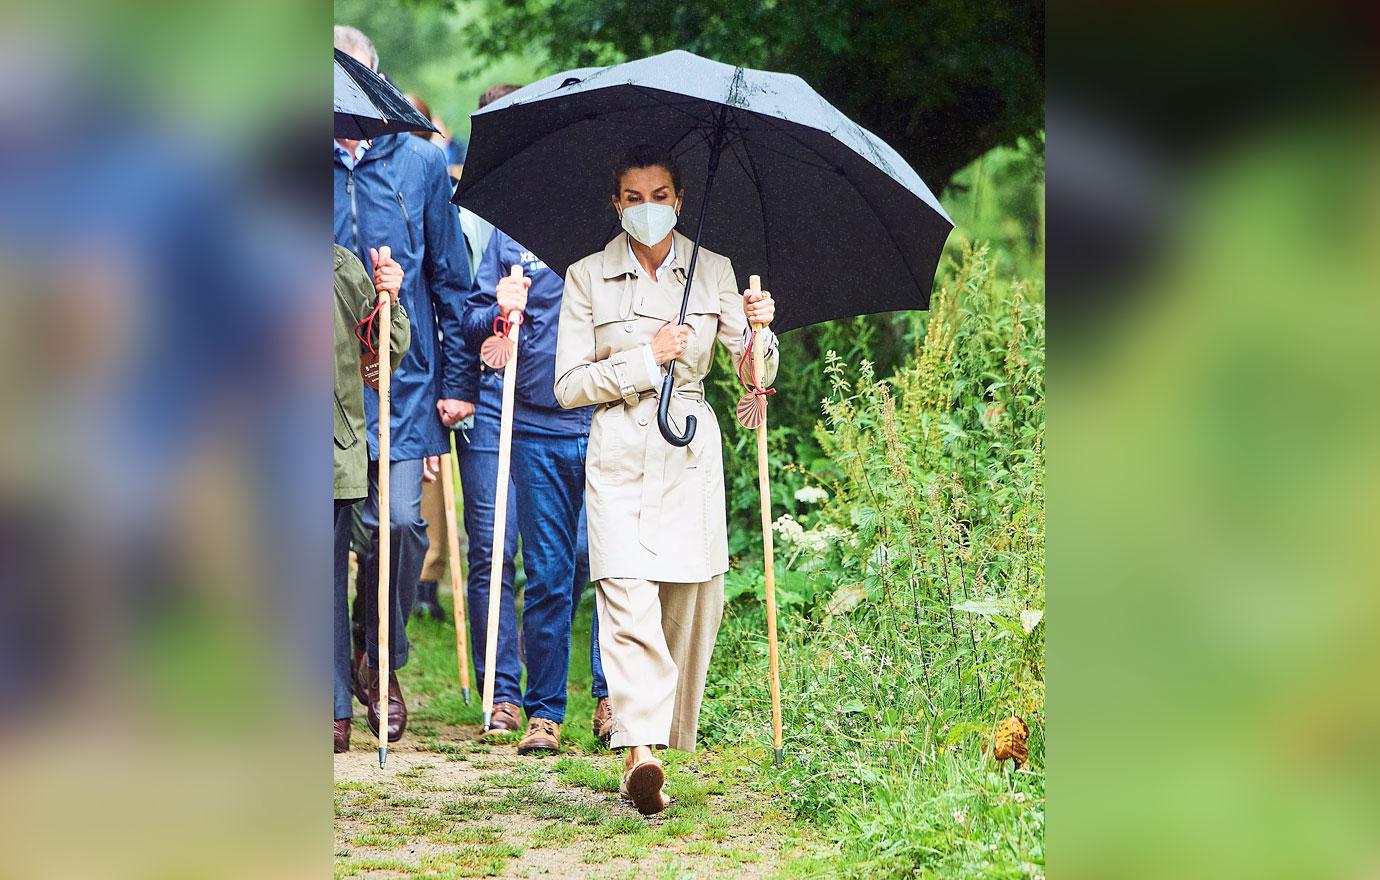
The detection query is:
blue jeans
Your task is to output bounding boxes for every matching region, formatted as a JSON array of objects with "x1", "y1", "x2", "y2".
[
  {"x1": 355, "y1": 456, "x2": 427, "y2": 670},
  {"x1": 455, "y1": 418, "x2": 521, "y2": 709},
  {"x1": 573, "y1": 505, "x2": 608, "y2": 699},
  {"x1": 455, "y1": 417, "x2": 605, "y2": 721}
]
